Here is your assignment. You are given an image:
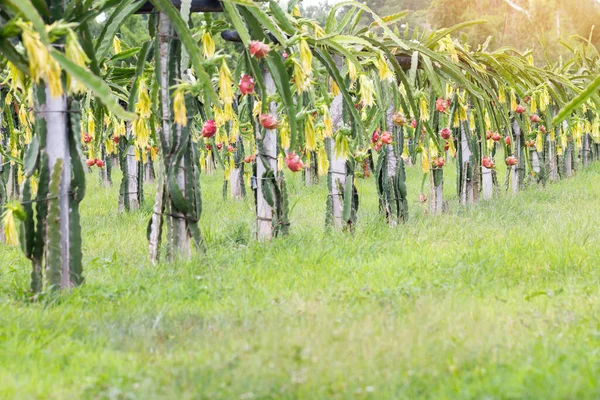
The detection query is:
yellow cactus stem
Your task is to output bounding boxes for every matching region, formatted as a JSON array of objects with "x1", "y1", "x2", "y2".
[
  {"x1": 313, "y1": 23, "x2": 325, "y2": 38},
  {"x1": 293, "y1": 60, "x2": 309, "y2": 93},
  {"x1": 445, "y1": 82, "x2": 454, "y2": 100},
  {"x1": 18, "y1": 22, "x2": 64, "y2": 98},
  {"x1": 459, "y1": 103, "x2": 468, "y2": 122},
  {"x1": 280, "y1": 119, "x2": 290, "y2": 150},
  {"x1": 4, "y1": 92, "x2": 12, "y2": 105},
  {"x1": 429, "y1": 139, "x2": 439, "y2": 159},
  {"x1": 215, "y1": 128, "x2": 228, "y2": 145},
  {"x1": 453, "y1": 110, "x2": 460, "y2": 128},
  {"x1": 444, "y1": 35, "x2": 459, "y2": 63},
  {"x1": 173, "y1": 88, "x2": 187, "y2": 127},
  {"x1": 540, "y1": 89, "x2": 549, "y2": 112},
  {"x1": 561, "y1": 133, "x2": 568, "y2": 150},
  {"x1": 136, "y1": 79, "x2": 152, "y2": 118},
  {"x1": 213, "y1": 107, "x2": 226, "y2": 127},
  {"x1": 141, "y1": 148, "x2": 148, "y2": 164},
  {"x1": 299, "y1": 39, "x2": 313, "y2": 75},
  {"x1": 536, "y1": 133, "x2": 543, "y2": 153},
  {"x1": 348, "y1": 60, "x2": 358, "y2": 82},
  {"x1": 419, "y1": 96, "x2": 429, "y2": 122},
  {"x1": 252, "y1": 100, "x2": 262, "y2": 118},
  {"x1": 530, "y1": 95, "x2": 537, "y2": 114},
  {"x1": 550, "y1": 126, "x2": 556, "y2": 141},
  {"x1": 421, "y1": 151, "x2": 429, "y2": 174},
  {"x1": 292, "y1": 5, "x2": 301, "y2": 17},
  {"x1": 200, "y1": 154, "x2": 207, "y2": 170},
  {"x1": 497, "y1": 85, "x2": 506, "y2": 103},
  {"x1": 322, "y1": 105, "x2": 333, "y2": 138},
  {"x1": 6, "y1": 62, "x2": 25, "y2": 93},
  {"x1": 133, "y1": 117, "x2": 149, "y2": 149},
  {"x1": 334, "y1": 132, "x2": 349, "y2": 160},
  {"x1": 219, "y1": 60, "x2": 234, "y2": 105},
  {"x1": 448, "y1": 137, "x2": 457, "y2": 158},
  {"x1": 317, "y1": 145, "x2": 329, "y2": 176},
  {"x1": 399, "y1": 83, "x2": 407, "y2": 97},
  {"x1": 229, "y1": 115, "x2": 240, "y2": 143},
  {"x1": 224, "y1": 158, "x2": 233, "y2": 181},
  {"x1": 359, "y1": 74, "x2": 375, "y2": 108},
  {"x1": 202, "y1": 30, "x2": 215, "y2": 58},
  {"x1": 223, "y1": 103, "x2": 234, "y2": 122},
  {"x1": 134, "y1": 146, "x2": 141, "y2": 162},
  {"x1": 305, "y1": 115, "x2": 316, "y2": 151},
  {"x1": 30, "y1": 175, "x2": 38, "y2": 196},
  {"x1": 87, "y1": 110, "x2": 96, "y2": 139},
  {"x1": 526, "y1": 54, "x2": 534, "y2": 66},
  {"x1": 377, "y1": 54, "x2": 394, "y2": 82},
  {"x1": 331, "y1": 79, "x2": 340, "y2": 97},
  {"x1": 277, "y1": 154, "x2": 284, "y2": 171},
  {"x1": 402, "y1": 142, "x2": 409, "y2": 158},
  {"x1": 2, "y1": 203, "x2": 24, "y2": 246},
  {"x1": 17, "y1": 169, "x2": 24, "y2": 186},
  {"x1": 105, "y1": 138, "x2": 114, "y2": 155},
  {"x1": 484, "y1": 109, "x2": 491, "y2": 131},
  {"x1": 113, "y1": 116, "x2": 126, "y2": 137},
  {"x1": 66, "y1": 29, "x2": 90, "y2": 94},
  {"x1": 150, "y1": 145, "x2": 159, "y2": 161},
  {"x1": 592, "y1": 118, "x2": 600, "y2": 142},
  {"x1": 469, "y1": 112, "x2": 476, "y2": 132},
  {"x1": 113, "y1": 36, "x2": 122, "y2": 55},
  {"x1": 510, "y1": 89, "x2": 517, "y2": 111}
]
